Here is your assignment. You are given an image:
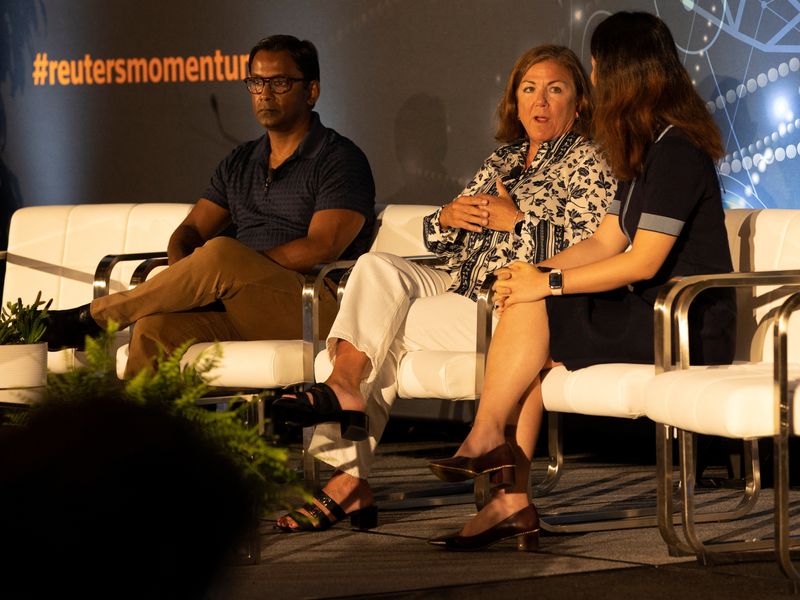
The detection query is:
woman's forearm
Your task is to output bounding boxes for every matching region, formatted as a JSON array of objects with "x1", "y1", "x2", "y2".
[{"x1": 558, "y1": 230, "x2": 676, "y2": 295}]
